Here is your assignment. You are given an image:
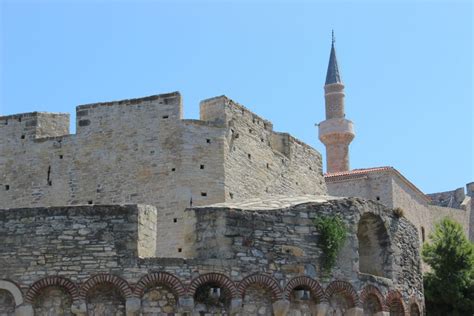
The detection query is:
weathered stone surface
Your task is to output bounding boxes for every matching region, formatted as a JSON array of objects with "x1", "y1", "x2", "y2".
[{"x1": 0, "y1": 93, "x2": 326, "y2": 258}]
